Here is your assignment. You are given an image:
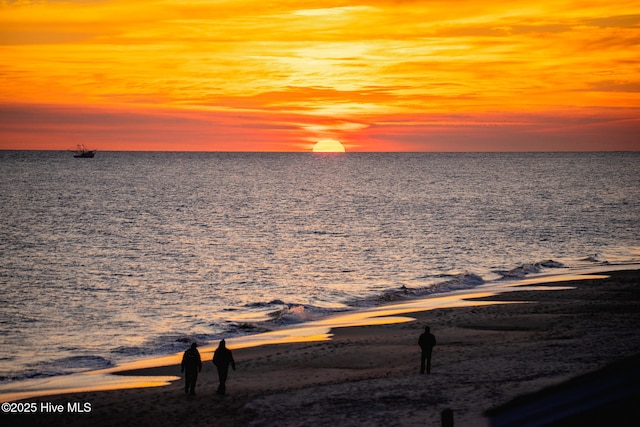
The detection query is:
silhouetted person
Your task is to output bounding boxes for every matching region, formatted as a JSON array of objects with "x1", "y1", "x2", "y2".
[
  {"x1": 441, "y1": 408, "x2": 454, "y2": 427},
  {"x1": 181, "y1": 342, "x2": 202, "y2": 395},
  {"x1": 418, "y1": 326, "x2": 436, "y2": 374},
  {"x1": 212, "y1": 339, "x2": 236, "y2": 395}
]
